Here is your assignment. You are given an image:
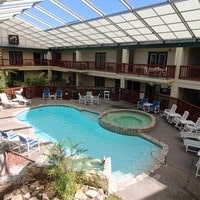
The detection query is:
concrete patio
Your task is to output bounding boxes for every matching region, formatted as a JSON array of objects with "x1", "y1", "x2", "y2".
[{"x1": 0, "y1": 97, "x2": 200, "y2": 200}]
